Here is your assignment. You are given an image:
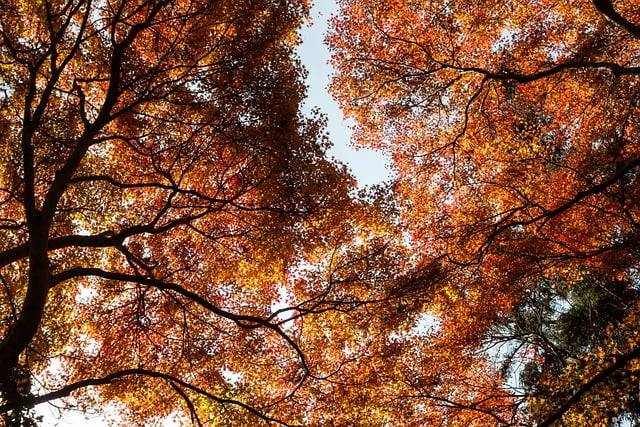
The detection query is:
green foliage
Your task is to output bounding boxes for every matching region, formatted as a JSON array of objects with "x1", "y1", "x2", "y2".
[{"x1": 500, "y1": 273, "x2": 640, "y2": 425}]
